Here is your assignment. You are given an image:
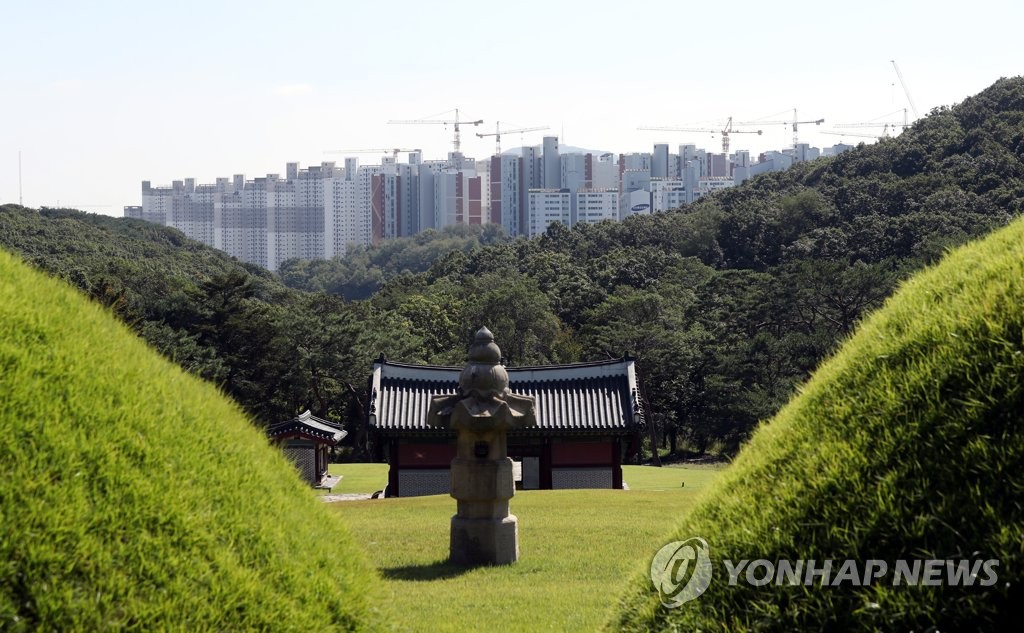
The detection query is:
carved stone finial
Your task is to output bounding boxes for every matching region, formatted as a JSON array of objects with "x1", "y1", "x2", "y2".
[
  {"x1": 468, "y1": 327, "x2": 501, "y2": 364},
  {"x1": 459, "y1": 327, "x2": 510, "y2": 400}
]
